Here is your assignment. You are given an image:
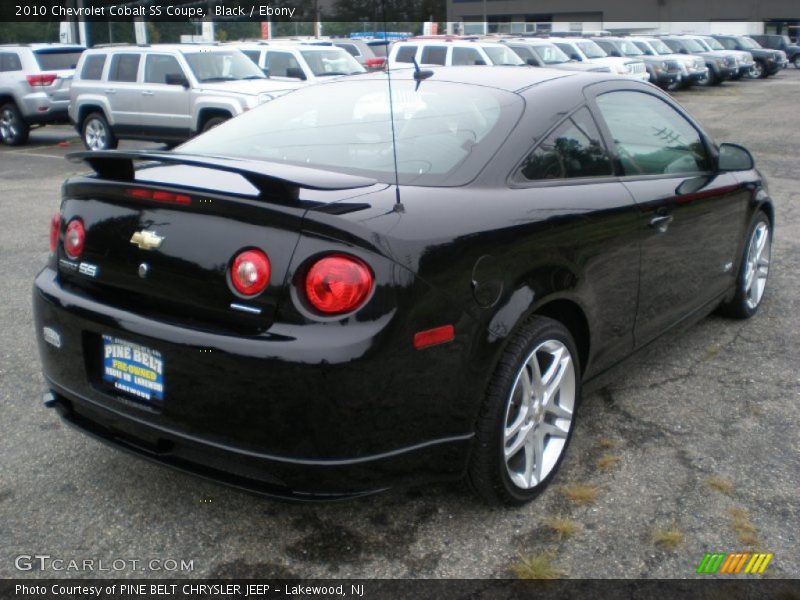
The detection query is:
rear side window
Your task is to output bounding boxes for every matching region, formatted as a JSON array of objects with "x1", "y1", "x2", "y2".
[
  {"x1": 420, "y1": 46, "x2": 447, "y2": 65},
  {"x1": 395, "y1": 45, "x2": 418, "y2": 63},
  {"x1": 452, "y1": 47, "x2": 485, "y2": 66},
  {"x1": 242, "y1": 50, "x2": 261, "y2": 65},
  {"x1": 0, "y1": 53, "x2": 22, "y2": 72},
  {"x1": 336, "y1": 43, "x2": 360, "y2": 57},
  {"x1": 80, "y1": 54, "x2": 106, "y2": 80},
  {"x1": 515, "y1": 107, "x2": 612, "y2": 182},
  {"x1": 596, "y1": 91, "x2": 711, "y2": 176},
  {"x1": 108, "y1": 53, "x2": 141, "y2": 82},
  {"x1": 33, "y1": 50, "x2": 83, "y2": 71},
  {"x1": 144, "y1": 54, "x2": 184, "y2": 84}
]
